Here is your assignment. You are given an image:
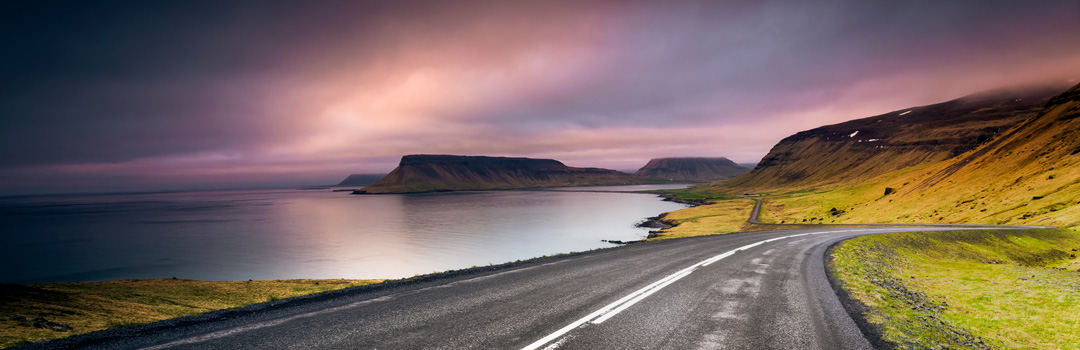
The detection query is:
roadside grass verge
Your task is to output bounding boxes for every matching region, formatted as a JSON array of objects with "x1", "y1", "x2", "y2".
[
  {"x1": 0, "y1": 278, "x2": 383, "y2": 348},
  {"x1": 830, "y1": 228, "x2": 1080, "y2": 349}
]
